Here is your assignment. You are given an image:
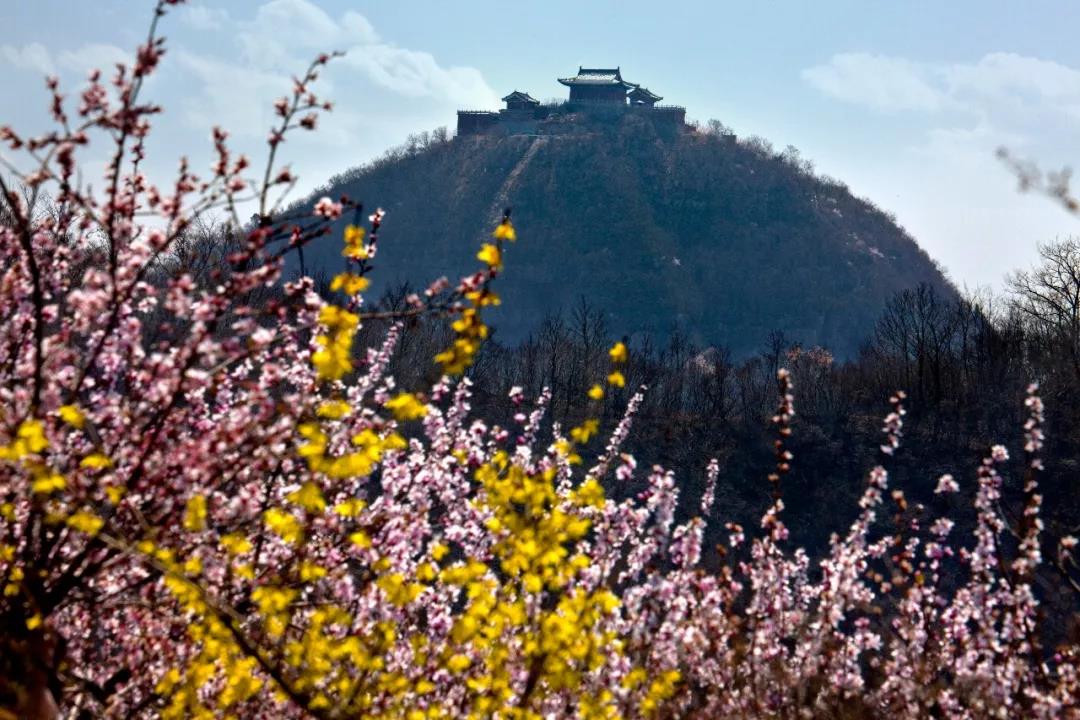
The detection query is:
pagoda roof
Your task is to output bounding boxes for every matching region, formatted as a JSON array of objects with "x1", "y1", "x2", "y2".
[
  {"x1": 501, "y1": 90, "x2": 539, "y2": 104},
  {"x1": 628, "y1": 86, "x2": 663, "y2": 102},
  {"x1": 557, "y1": 66, "x2": 639, "y2": 89}
]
